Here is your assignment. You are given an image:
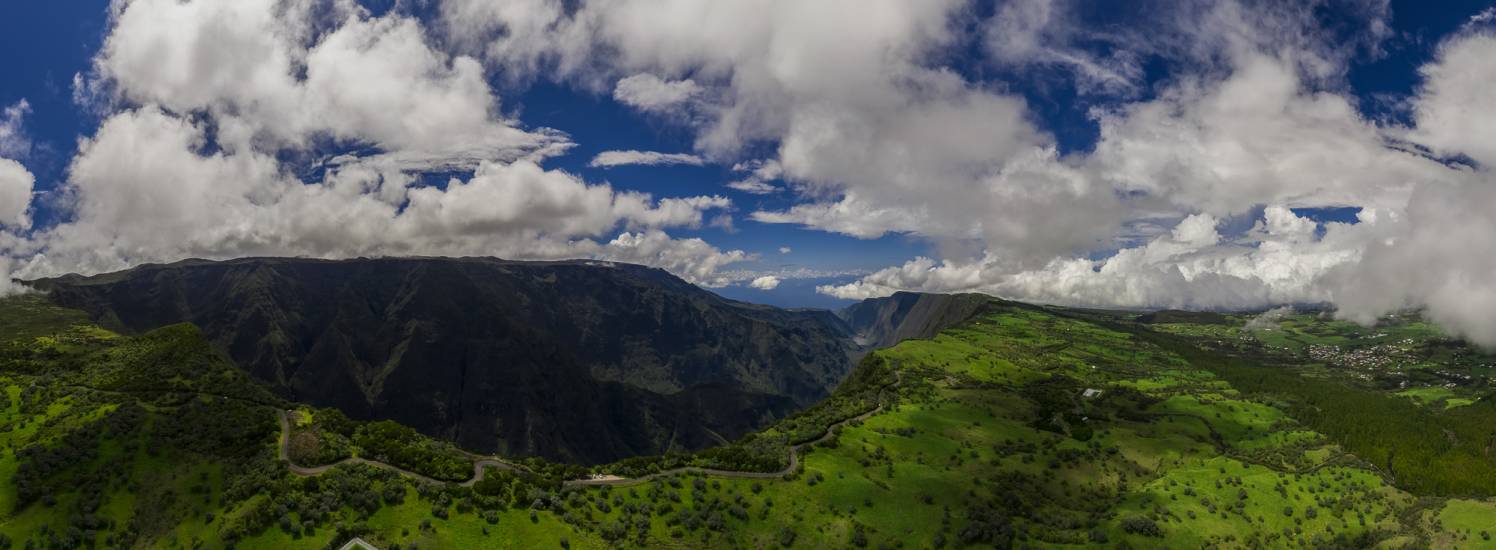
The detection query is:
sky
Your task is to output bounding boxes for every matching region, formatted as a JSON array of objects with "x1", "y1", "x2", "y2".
[{"x1": 0, "y1": 0, "x2": 1494, "y2": 339}]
